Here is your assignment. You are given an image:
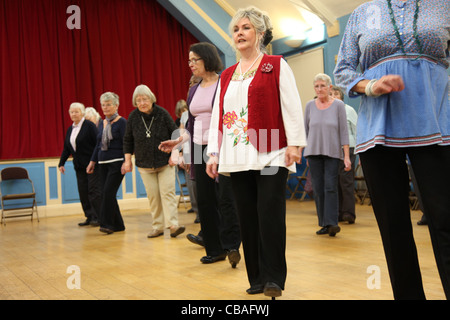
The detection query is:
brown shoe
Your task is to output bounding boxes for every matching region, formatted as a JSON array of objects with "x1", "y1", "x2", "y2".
[
  {"x1": 170, "y1": 226, "x2": 185, "y2": 238},
  {"x1": 147, "y1": 229, "x2": 164, "y2": 238}
]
